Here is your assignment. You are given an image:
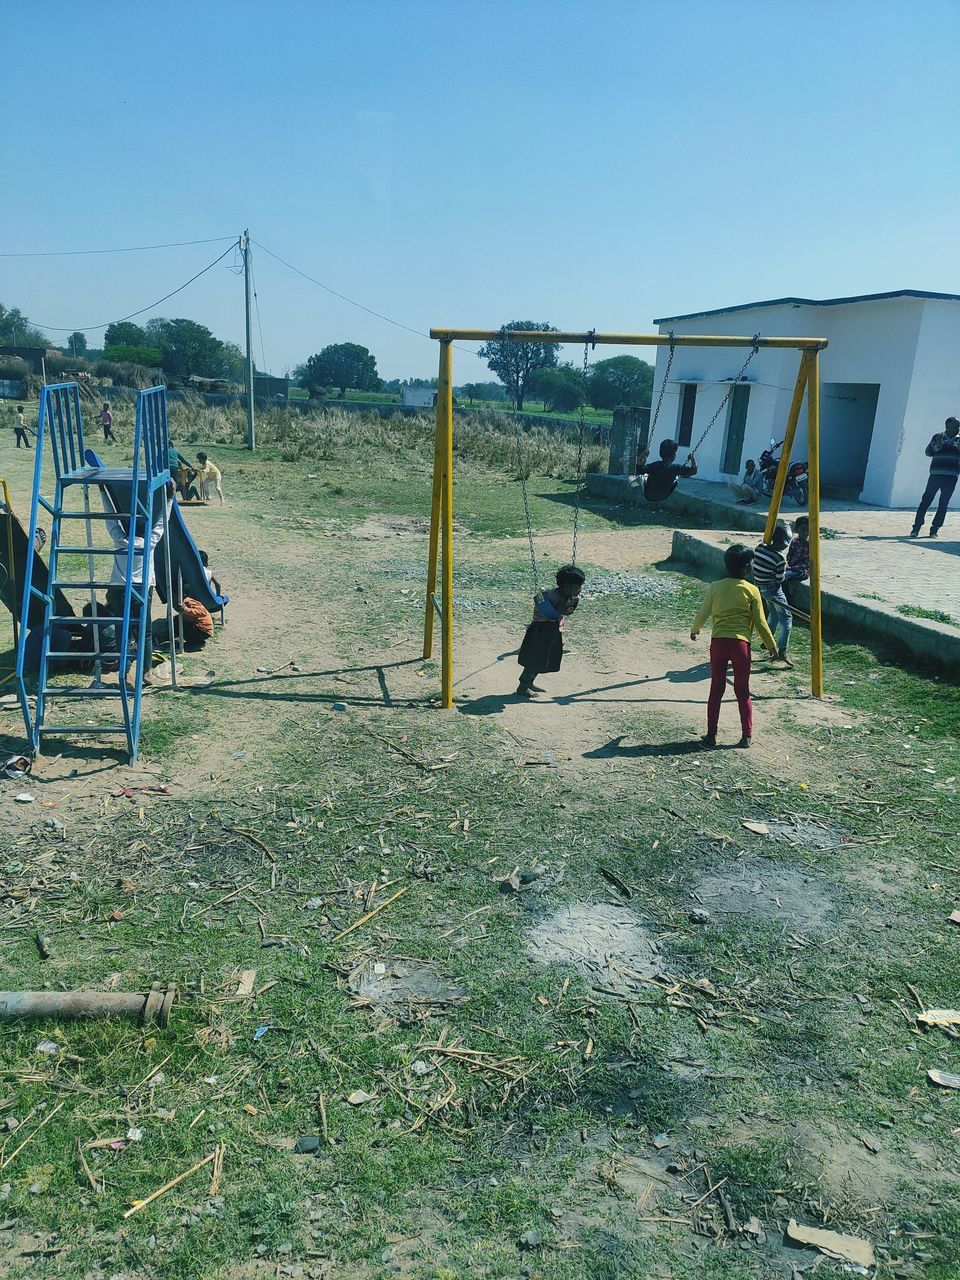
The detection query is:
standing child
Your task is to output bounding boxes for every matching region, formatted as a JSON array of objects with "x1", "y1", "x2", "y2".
[
  {"x1": 14, "y1": 405, "x2": 31, "y2": 449},
  {"x1": 101, "y1": 402, "x2": 116, "y2": 443},
  {"x1": 753, "y1": 520, "x2": 794, "y2": 667},
  {"x1": 691, "y1": 543, "x2": 778, "y2": 748},
  {"x1": 195, "y1": 452, "x2": 224, "y2": 505},
  {"x1": 784, "y1": 515, "x2": 810, "y2": 585},
  {"x1": 516, "y1": 564, "x2": 585, "y2": 698}
]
